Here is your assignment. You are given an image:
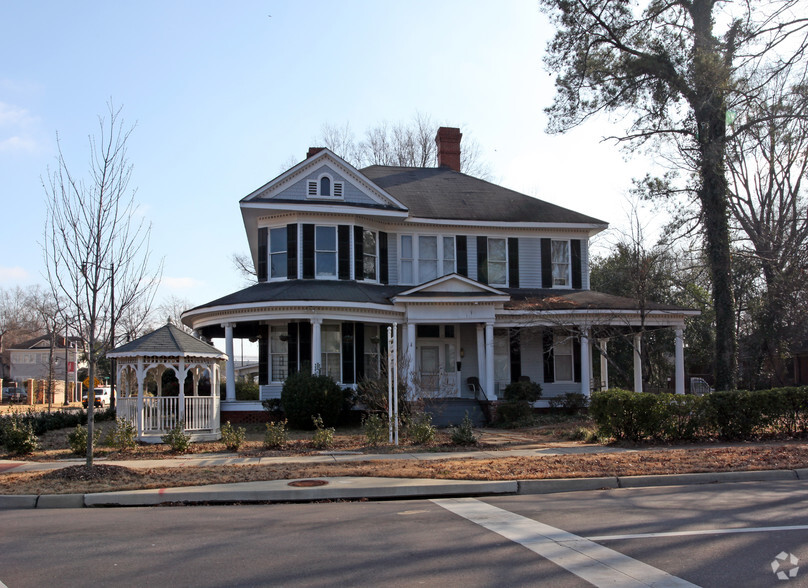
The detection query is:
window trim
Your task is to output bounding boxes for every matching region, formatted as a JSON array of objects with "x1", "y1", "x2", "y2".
[
  {"x1": 399, "y1": 233, "x2": 457, "y2": 285},
  {"x1": 268, "y1": 226, "x2": 288, "y2": 281},
  {"x1": 269, "y1": 326, "x2": 288, "y2": 383},
  {"x1": 486, "y1": 237, "x2": 508, "y2": 287},
  {"x1": 553, "y1": 333, "x2": 574, "y2": 382},
  {"x1": 551, "y1": 239, "x2": 571, "y2": 288},
  {"x1": 361, "y1": 228, "x2": 378, "y2": 283},
  {"x1": 314, "y1": 225, "x2": 338, "y2": 279}
]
